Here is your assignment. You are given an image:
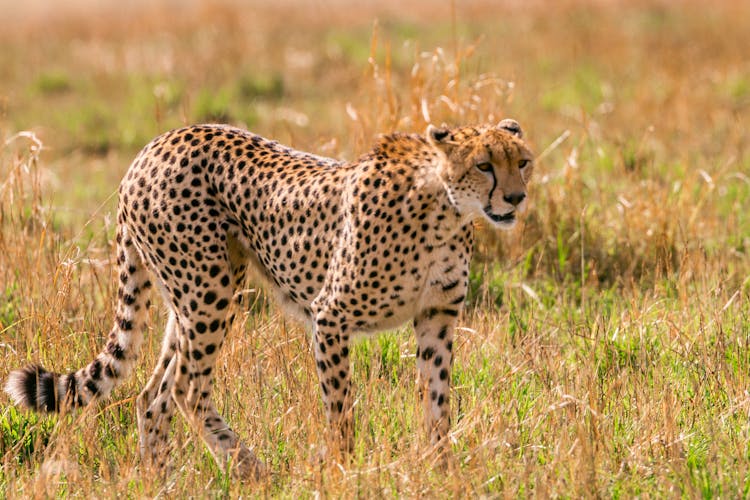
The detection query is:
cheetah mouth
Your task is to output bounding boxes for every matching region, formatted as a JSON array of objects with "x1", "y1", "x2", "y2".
[{"x1": 485, "y1": 209, "x2": 516, "y2": 225}]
